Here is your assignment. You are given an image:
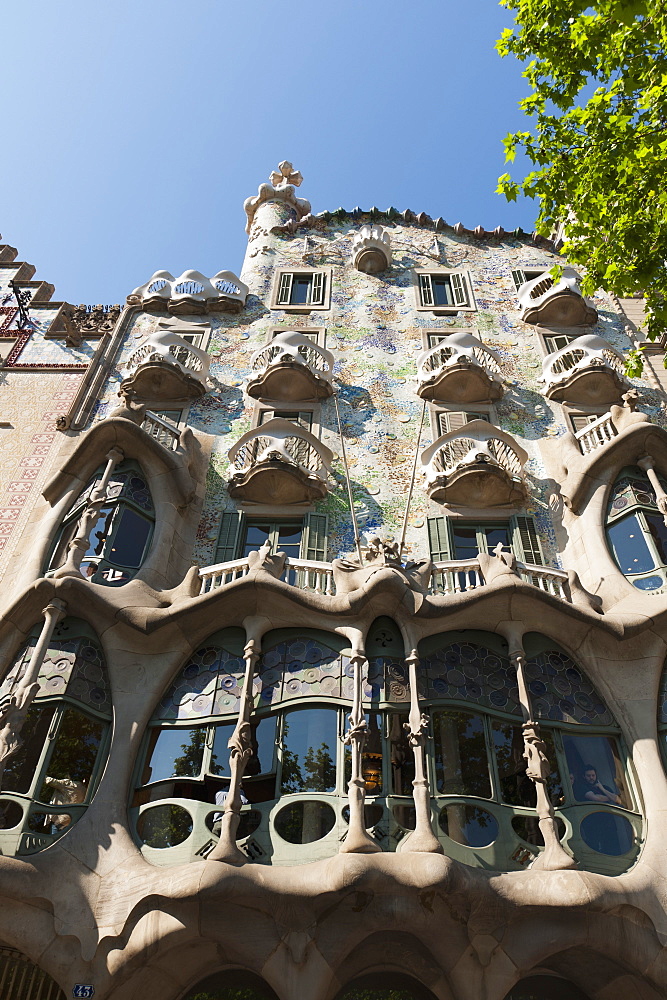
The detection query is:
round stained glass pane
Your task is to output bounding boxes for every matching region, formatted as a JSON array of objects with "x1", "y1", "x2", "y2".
[
  {"x1": 274, "y1": 801, "x2": 336, "y2": 844},
  {"x1": 137, "y1": 804, "x2": 193, "y2": 848},
  {"x1": 439, "y1": 804, "x2": 498, "y2": 848},
  {"x1": 580, "y1": 812, "x2": 634, "y2": 856}
]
